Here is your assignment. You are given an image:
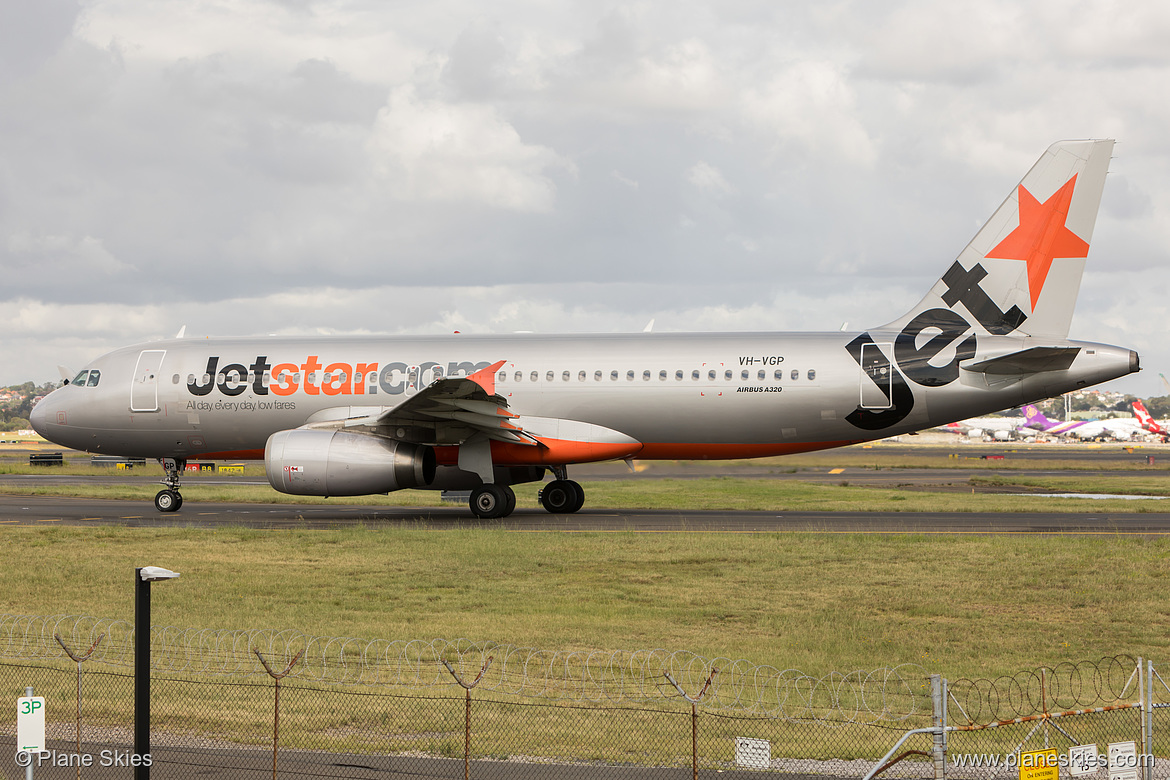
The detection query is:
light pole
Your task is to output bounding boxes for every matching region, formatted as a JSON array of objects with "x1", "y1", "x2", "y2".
[{"x1": 135, "y1": 566, "x2": 179, "y2": 780}]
